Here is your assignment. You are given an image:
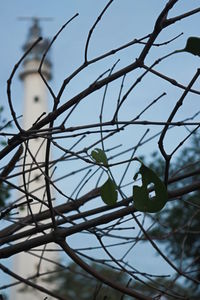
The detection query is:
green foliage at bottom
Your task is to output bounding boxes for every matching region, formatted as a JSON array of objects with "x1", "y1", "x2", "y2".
[
  {"x1": 43, "y1": 261, "x2": 196, "y2": 299},
  {"x1": 43, "y1": 262, "x2": 127, "y2": 300}
]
